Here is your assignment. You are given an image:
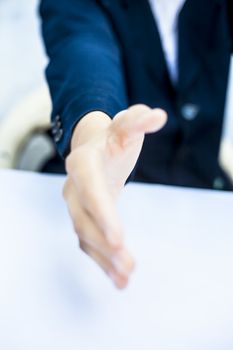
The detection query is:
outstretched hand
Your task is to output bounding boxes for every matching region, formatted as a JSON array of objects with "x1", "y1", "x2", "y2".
[{"x1": 63, "y1": 105, "x2": 167, "y2": 289}]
